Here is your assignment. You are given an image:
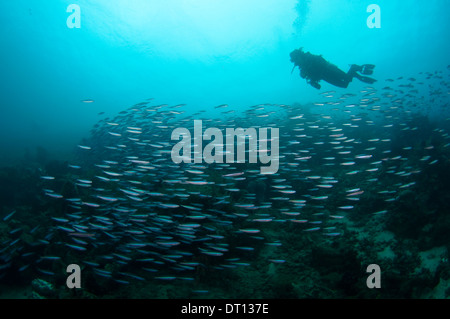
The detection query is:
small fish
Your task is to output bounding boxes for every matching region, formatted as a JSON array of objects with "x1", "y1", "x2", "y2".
[
  {"x1": 304, "y1": 227, "x2": 321, "y2": 232},
  {"x1": 3, "y1": 210, "x2": 16, "y2": 221},
  {"x1": 155, "y1": 276, "x2": 176, "y2": 280},
  {"x1": 239, "y1": 229, "x2": 260, "y2": 234},
  {"x1": 269, "y1": 259, "x2": 286, "y2": 263},
  {"x1": 40, "y1": 176, "x2": 55, "y2": 180}
]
